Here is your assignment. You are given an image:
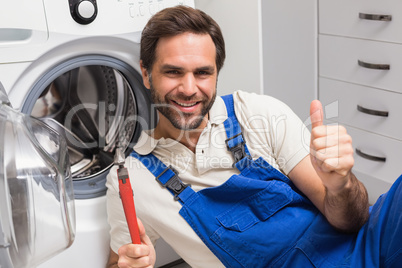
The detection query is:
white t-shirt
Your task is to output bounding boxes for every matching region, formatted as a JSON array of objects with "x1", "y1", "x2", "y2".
[{"x1": 106, "y1": 90, "x2": 311, "y2": 267}]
